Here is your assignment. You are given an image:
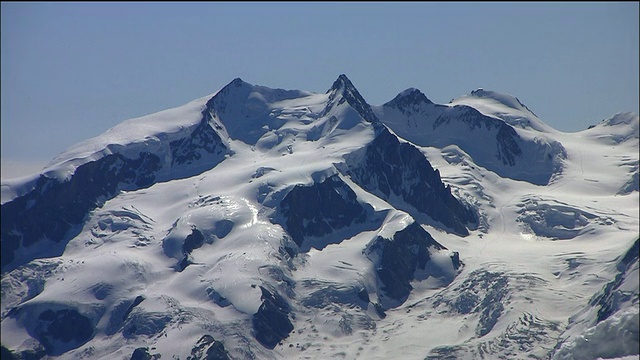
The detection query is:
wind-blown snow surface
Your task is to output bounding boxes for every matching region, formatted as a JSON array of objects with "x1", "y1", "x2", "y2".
[{"x1": 1, "y1": 75, "x2": 638, "y2": 360}]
